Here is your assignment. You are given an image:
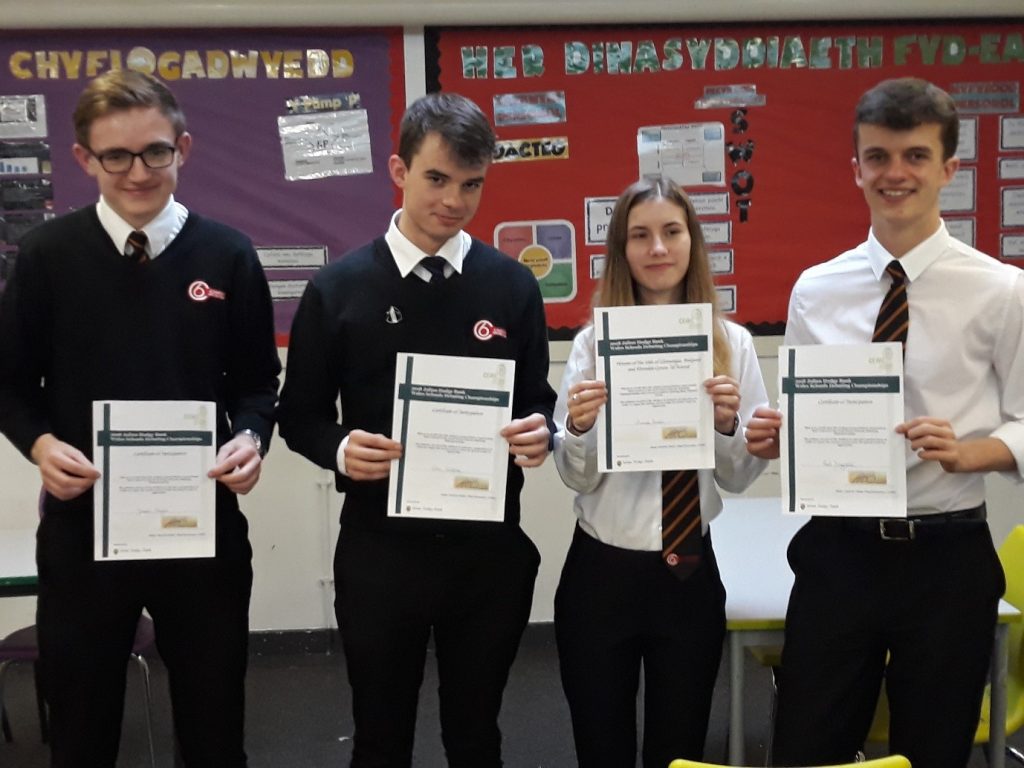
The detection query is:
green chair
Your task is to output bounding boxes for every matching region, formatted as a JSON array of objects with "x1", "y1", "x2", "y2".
[
  {"x1": 752, "y1": 526, "x2": 1024, "y2": 765},
  {"x1": 866, "y1": 525, "x2": 1024, "y2": 764}
]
